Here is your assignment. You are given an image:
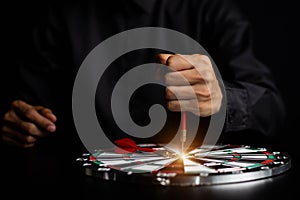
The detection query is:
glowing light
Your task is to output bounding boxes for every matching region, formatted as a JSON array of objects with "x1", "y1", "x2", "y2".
[{"x1": 181, "y1": 154, "x2": 186, "y2": 160}]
